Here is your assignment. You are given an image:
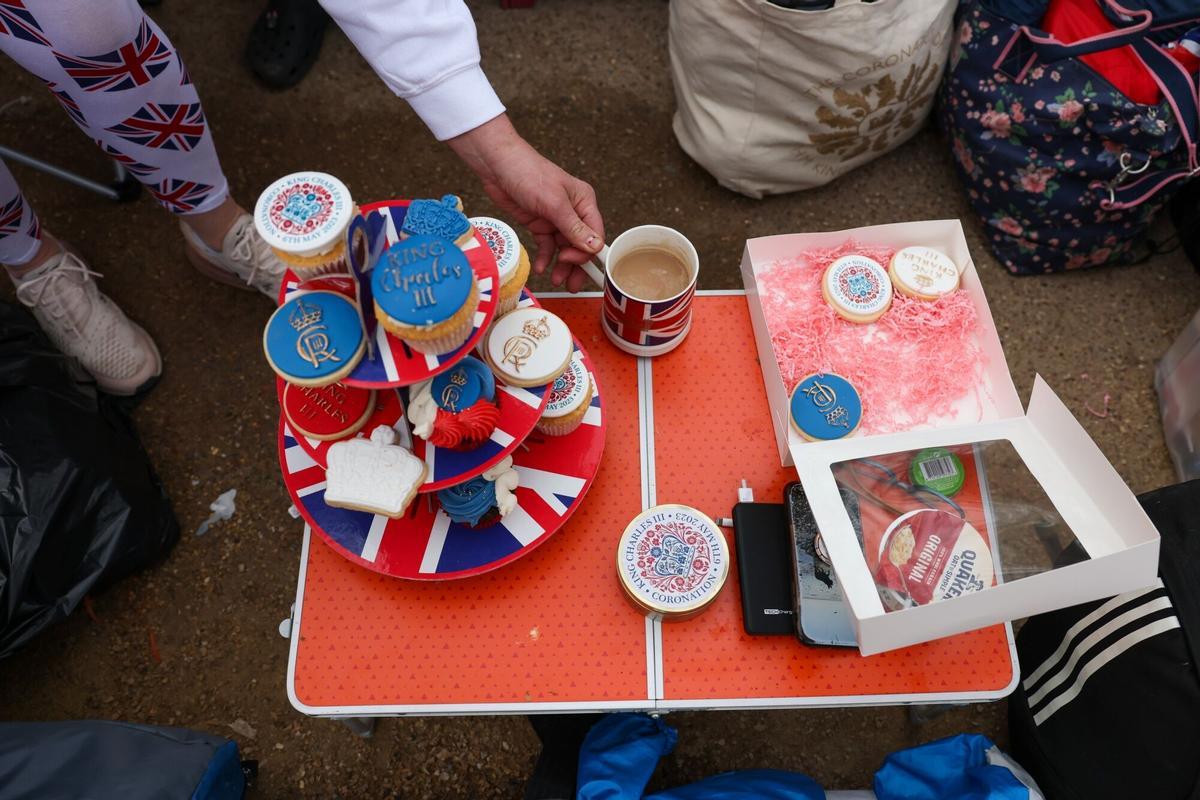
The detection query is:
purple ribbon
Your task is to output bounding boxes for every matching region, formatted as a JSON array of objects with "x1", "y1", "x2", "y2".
[{"x1": 345, "y1": 210, "x2": 389, "y2": 358}]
